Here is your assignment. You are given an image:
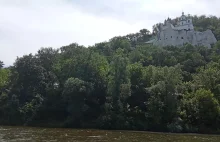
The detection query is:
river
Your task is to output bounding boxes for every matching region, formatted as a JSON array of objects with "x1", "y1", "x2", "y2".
[{"x1": 0, "y1": 126, "x2": 220, "y2": 142}]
